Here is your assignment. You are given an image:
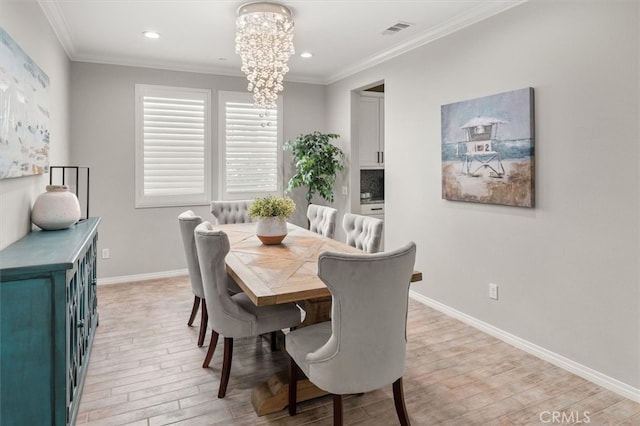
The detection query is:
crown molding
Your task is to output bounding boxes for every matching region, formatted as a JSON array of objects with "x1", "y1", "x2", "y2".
[
  {"x1": 69, "y1": 54, "x2": 325, "y2": 85},
  {"x1": 325, "y1": 0, "x2": 528, "y2": 84},
  {"x1": 38, "y1": 0, "x2": 526, "y2": 86},
  {"x1": 71, "y1": 54, "x2": 247, "y2": 79},
  {"x1": 37, "y1": 0, "x2": 324, "y2": 84},
  {"x1": 38, "y1": 0, "x2": 76, "y2": 59}
]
